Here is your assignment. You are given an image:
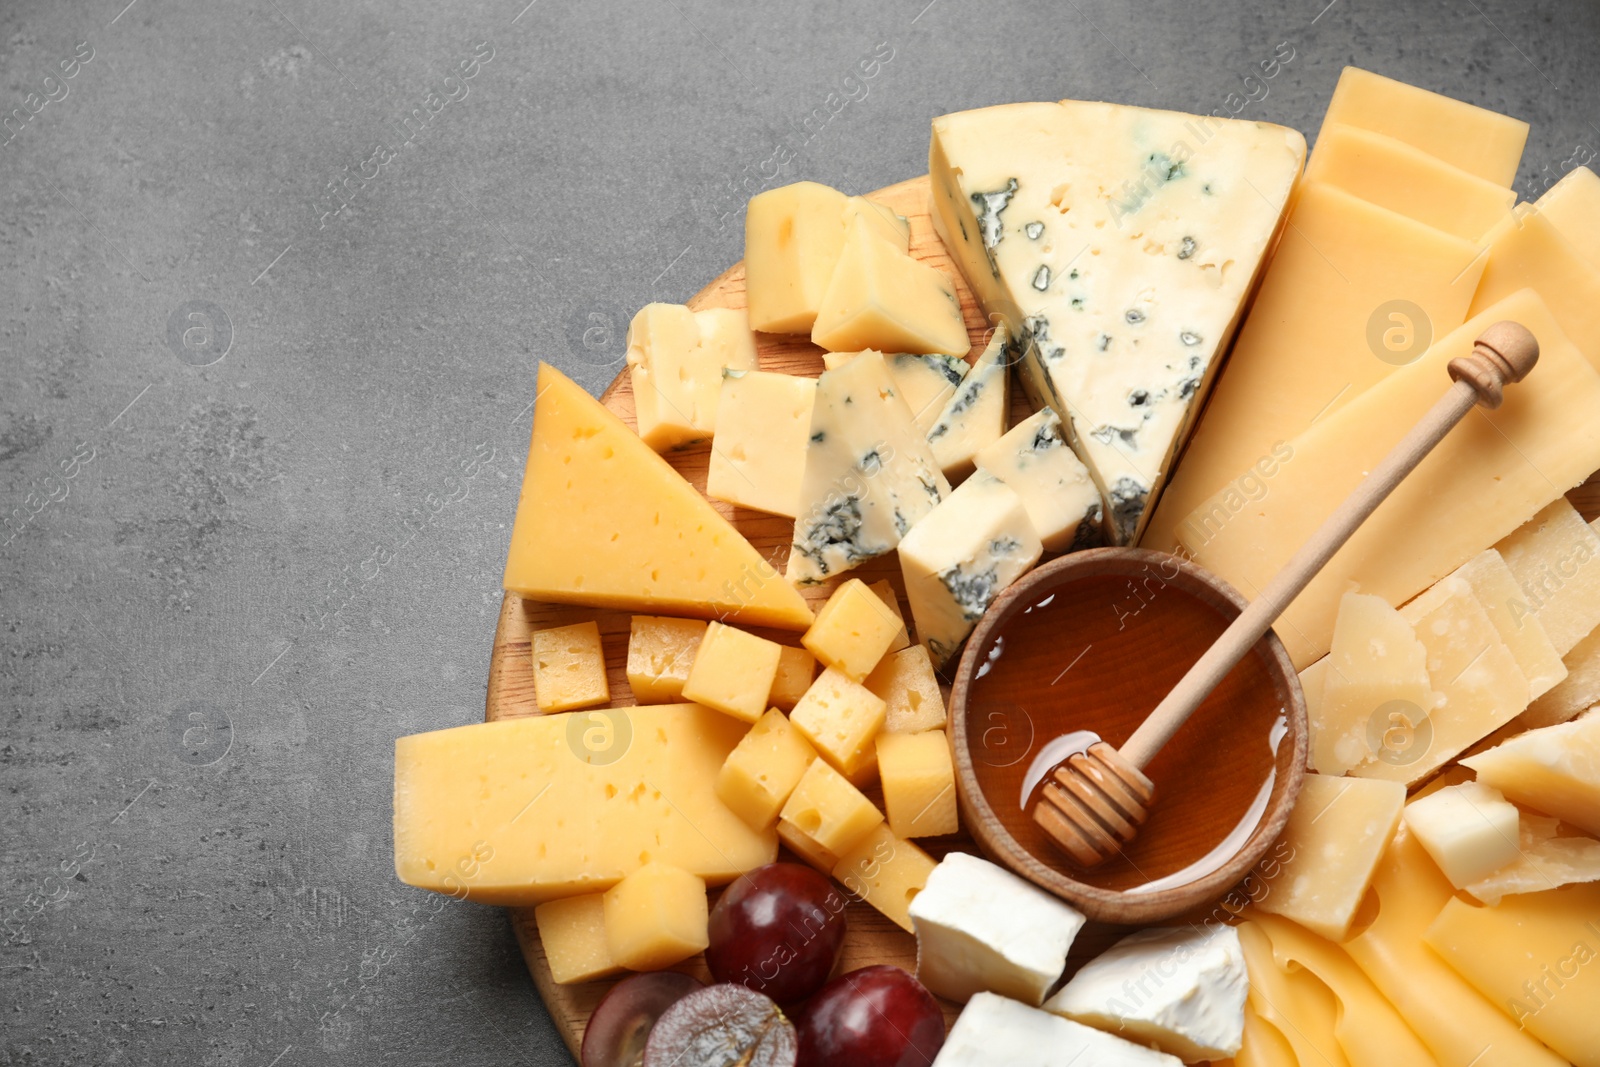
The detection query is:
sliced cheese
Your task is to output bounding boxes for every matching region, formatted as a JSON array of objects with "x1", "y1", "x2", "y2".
[
  {"x1": 927, "y1": 326, "x2": 1010, "y2": 480},
  {"x1": 1465, "y1": 812, "x2": 1600, "y2": 905},
  {"x1": 843, "y1": 194, "x2": 911, "y2": 251},
  {"x1": 1234, "y1": 920, "x2": 1352, "y2": 1067},
  {"x1": 1535, "y1": 165, "x2": 1600, "y2": 273},
  {"x1": 1402, "y1": 780, "x2": 1522, "y2": 889},
  {"x1": 745, "y1": 181, "x2": 850, "y2": 334},
  {"x1": 1525, "y1": 627, "x2": 1600, "y2": 728},
  {"x1": 1446, "y1": 549, "x2": 1567, "y2": 700},
  {"x1": 1494, "y1": 497, "x2": 1600, "y2": 655},
  {"x1": 974, "y1": 408, "x2": 1102, "y2": 553},
  {"x1": 706, "y1": 369, "x2": 816, "y2": 518},
  {"x1": 811, "y1": 219, "x2": 969, "y2": 356},
  {"x1": 1471, "y1": 203, "x2": 1600, "y2": 369},
  {"x1": 1313, "y1": 592, "x2": 1436, "y2": 775},
  {"x1": 1463, "y1": 711, "x2": 1600, "y2": 836}
]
